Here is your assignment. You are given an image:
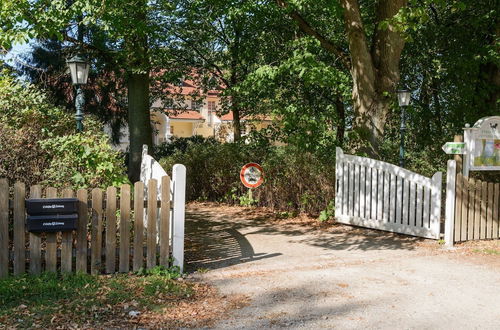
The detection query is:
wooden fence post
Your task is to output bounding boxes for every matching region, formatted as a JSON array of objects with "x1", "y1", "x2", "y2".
[
  {"x1": 119, "y1": 184, "x2": 131, "y2": 273},
  {"x1": 91, "y1": 188, "x2": 103, "y2": 275},
  {"x1": 160, "y1": 176, "x2": 171, "y2": 267},
  {"x1": 61, "y1": 188, "x2": 74, "y2": 273},
  {"x1": 76, "y1": 189, "x2": 88, "y2": 273},
  {"x1": 29, "y1": 186, "x2": 42, "y2": 275},
  {"x1": 430, "y1": 172, "x2": 443, "y2": 239},
  {"x1": 172, "y1": 164, "x2": 186, "y2": 272},
  {"x1": 444, "y1": 160, "x2": 456, "y2": 246},
  {"x1": 147, "y1": 179, "x2": 158, "y2": 269},
  {"x1": 133, "y1": 182, "x2": 145, "y2": 271},
  {"x1": 45, "y1": 187, "x2": 58, "y2": 272},
  {"x1": 13, "y1": 182, "x2": 26, "y2": 275},
  {"x1": 0, "y1": 179, "x2": 9, "y2": 278},
  {"x1": 106, "y1": 186, "x2": 117, "y2": 274}
]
